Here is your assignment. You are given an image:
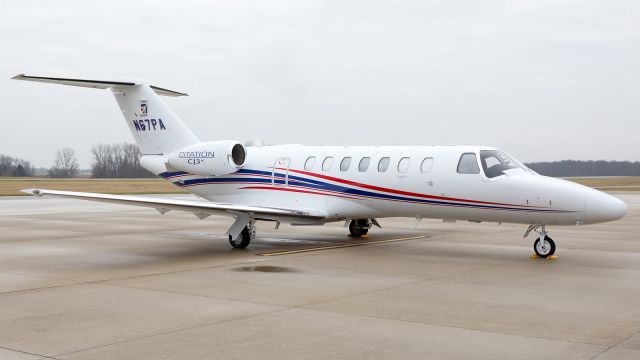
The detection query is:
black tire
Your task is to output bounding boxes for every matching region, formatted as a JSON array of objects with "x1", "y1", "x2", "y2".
[
  {"x1": 534, "y1": 235, "x2": 555, "y2": 258},
  {"x1": 348, "y1": 219, "x2": 369, "y2": 237},
  {"x1": 229, "y1": 227, "x2": 251, "y2": 249}
]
